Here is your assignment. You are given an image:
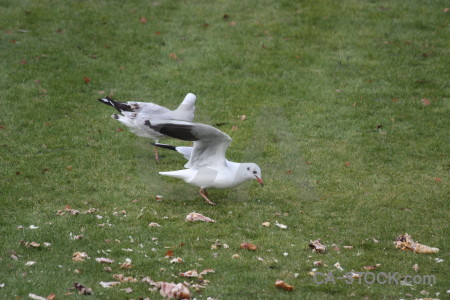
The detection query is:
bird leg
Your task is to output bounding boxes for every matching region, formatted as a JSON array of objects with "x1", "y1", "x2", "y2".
[
  {"x1": 153, "y1": 146, "x2": 160, "y2": 163},
  {"x1": 199, "y1": 188, "x2": 216, "y2": 206}
]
